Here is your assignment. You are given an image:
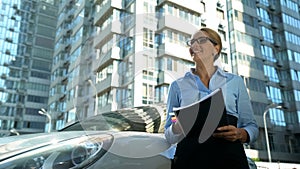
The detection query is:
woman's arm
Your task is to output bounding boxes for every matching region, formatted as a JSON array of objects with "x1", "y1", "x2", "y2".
[
  {"x1": 164, "y1": 82, "x2": 183, "y2": 144},
  {"x1": 213, "y1": 76, "x2": 258, "y2": 143},
  {"x1": 236, "y1": 77, "x2": 259, "y2": 144}
]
